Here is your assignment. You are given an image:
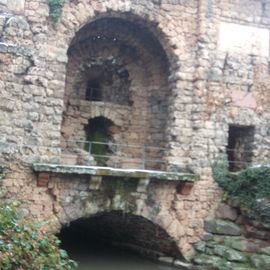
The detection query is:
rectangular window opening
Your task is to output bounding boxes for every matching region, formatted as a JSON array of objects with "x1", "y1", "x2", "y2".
[{"x1": 226, "y1": 125, "x2": 255, "y2": 172}]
